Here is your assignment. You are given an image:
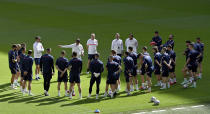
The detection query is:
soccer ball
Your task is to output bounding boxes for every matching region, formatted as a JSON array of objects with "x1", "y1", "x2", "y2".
[
  {"x1": 150, "y1": 96, "x2": 156, "y2": 102},
  {"x1": 183, "y1": 84, "x2": 188, "y2": 88},
  {"x1": 154, "y1": 99, "x2": 160, "y2": 105}
]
